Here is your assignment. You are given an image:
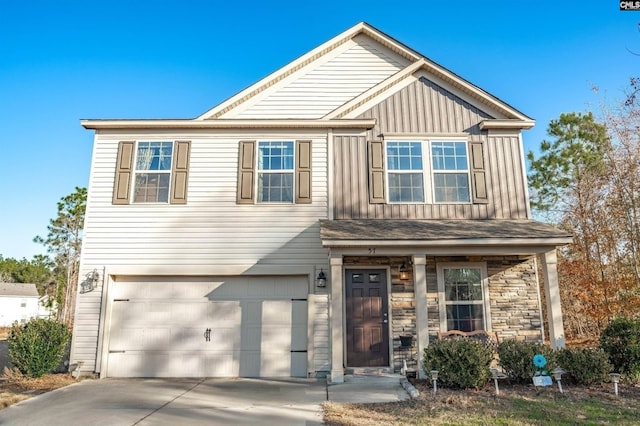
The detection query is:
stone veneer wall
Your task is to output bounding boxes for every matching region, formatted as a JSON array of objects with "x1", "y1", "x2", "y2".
[
  {"x1": 426, "y1": 255, "x2": 543, "y2": 343},
  {"x1": 342, "y1": 254, "x2": 543, "y2": 373},
  {"x1": 343, "y1": 256, "x2": 417, "y2": 373}
]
